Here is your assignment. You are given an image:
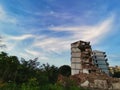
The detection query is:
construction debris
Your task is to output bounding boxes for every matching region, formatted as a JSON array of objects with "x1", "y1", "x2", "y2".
[
  {"x1": 58, "y1": 72, "x2": 120, "y2": 90},
  {"x1": 71, "y1": 40, "x2": 108, "y2": 75},
  {"x1": 59, "y1": 40, "x2": 120, "y2": 90}
]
